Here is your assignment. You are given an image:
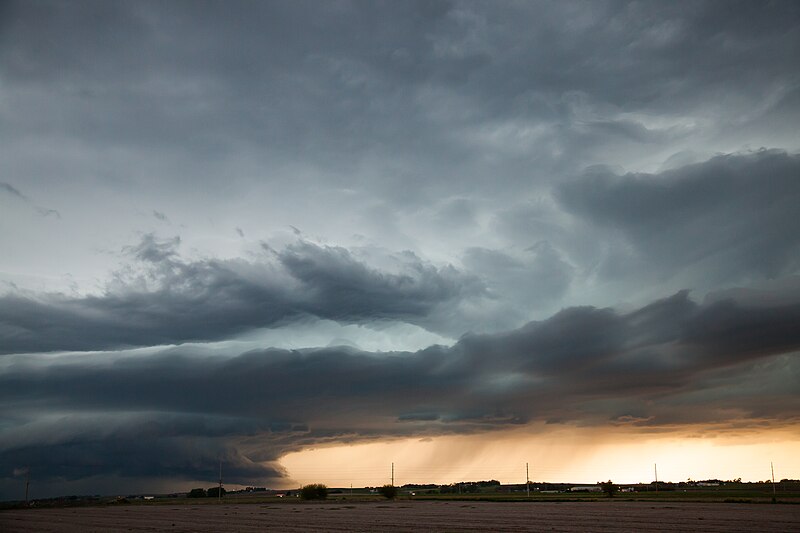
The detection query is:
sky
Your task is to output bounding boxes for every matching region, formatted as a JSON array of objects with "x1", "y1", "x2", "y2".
[{"x1": 1, "y1": 0, "x2": 799, "y2": 499}]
